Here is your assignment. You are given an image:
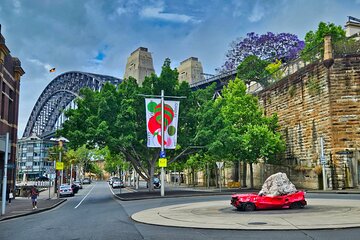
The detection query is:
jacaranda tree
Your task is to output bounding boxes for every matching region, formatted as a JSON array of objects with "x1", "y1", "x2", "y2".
[{"x1": 220, "y1": 32, "x2": 304, "y2": 72}]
